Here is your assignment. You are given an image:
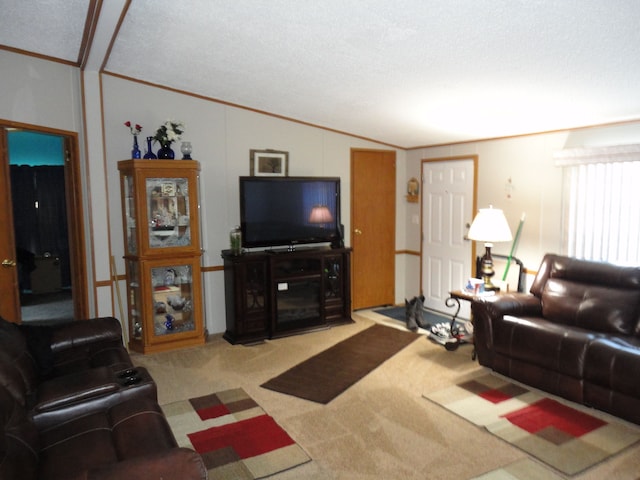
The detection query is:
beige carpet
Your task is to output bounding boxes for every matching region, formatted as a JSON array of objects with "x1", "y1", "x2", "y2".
[{"x1": 131, "y1": 310, "x2": 640, "y2": 479}]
